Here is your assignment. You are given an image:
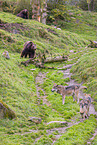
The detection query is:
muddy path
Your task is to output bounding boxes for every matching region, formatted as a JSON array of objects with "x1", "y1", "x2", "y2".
[
  {"x1": 34, "y1": 120, "x2": 84, "y2": 144},
  {"x1": 59, "y1": 65, "x2": 97, "y2": 116},
  {"x1": 35, "y1": 62, "x2": 97, "y2": 144},
  {"x1": 35, "y1": 72, "x2": 51, "y2": 106},
  {"x1": 13, "y1": 62, "x2": 97, "y2": 144},
  {"x1": 87, "y1": 128, "x2": 97, "y2": 145}
]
